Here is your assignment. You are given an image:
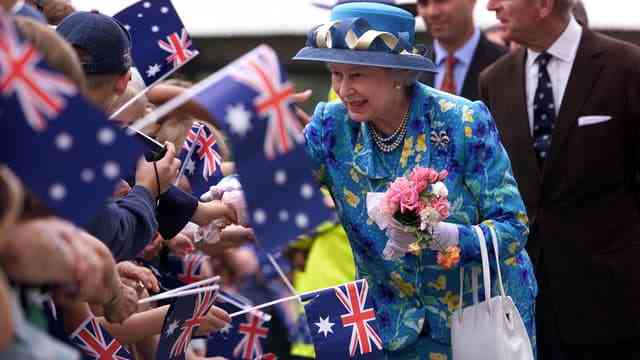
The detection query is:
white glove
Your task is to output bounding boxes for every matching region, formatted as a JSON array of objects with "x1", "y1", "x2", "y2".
[
  {"x1": 221, "y1": 190, "x2": 248, "y2": 226},
  {"x1": 382, "y1": 222, "x2": 417, "y2": 260},
  {"x1": 200, "y1": 176, "x2": 242, "y2": 202},
  {"x1": 428, "y1": 221, "x2": 459, "y2": 250}
]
